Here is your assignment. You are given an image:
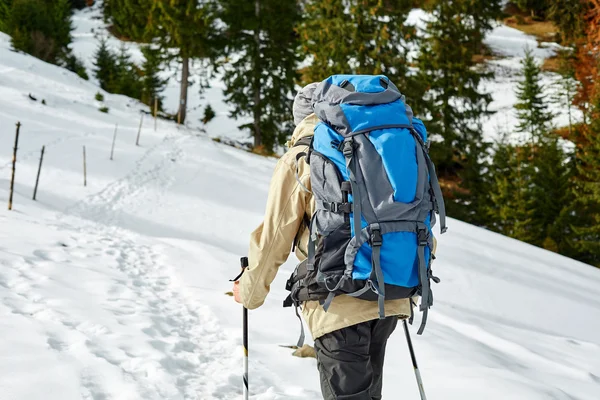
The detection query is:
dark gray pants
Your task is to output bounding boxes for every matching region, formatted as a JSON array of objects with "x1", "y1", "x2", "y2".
[{"x1": 314, "y1": 317, "x2": 398, "y2": 400}]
